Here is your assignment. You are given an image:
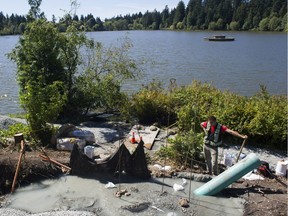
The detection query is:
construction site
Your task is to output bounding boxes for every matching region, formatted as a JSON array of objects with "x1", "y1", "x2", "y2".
[{"x1": 0, "y1": 115, "x2": 287, "y2": 216}]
